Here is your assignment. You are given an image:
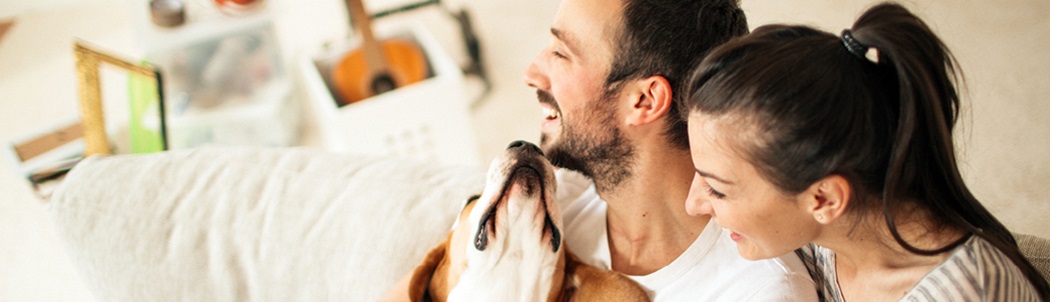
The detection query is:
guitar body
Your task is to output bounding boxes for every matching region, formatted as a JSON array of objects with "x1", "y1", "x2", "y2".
[{"x1": 331, "y1": 38, "x2": 428, "y2": 105}]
